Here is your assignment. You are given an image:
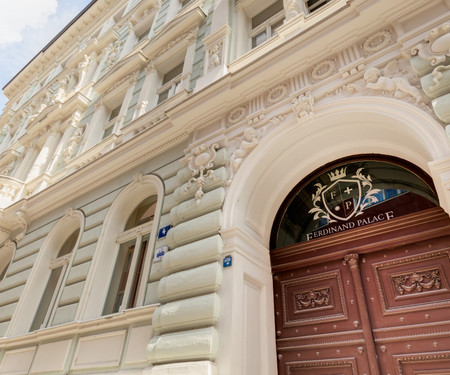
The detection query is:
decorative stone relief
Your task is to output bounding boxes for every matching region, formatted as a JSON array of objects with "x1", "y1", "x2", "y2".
[
  {"x1": 361, "y1": 29, "x2": 393, "y2": 56},
  {"x1": 269, "y1": 113, "x2": 289, "y2": 127},
  {"x1": 105, "y1": 70, "x2": 139, "y2": 95},
  {"x1": 341, "y1": 64, "x2": 365, "y2": 79},
  {"x1": 227, "y1": 105, "x2": 248, "y2": 126},
  {"x1": 64, "y1": 123, "x2": 86, "y2": 162},
  {"x1": 106, "y1": 40, "x2": 125, "y2": 70},
  {"x1": 15, "y1": 208, "x2": 28, "y2": 241},
  {"x1": 311, "y1": 58, "x2": 337, "y2": 82},
  {"x1": 247, "y1": 114, "x2": 264, "y2": 126},
  {"x1": 53, "y1": 80, "x2": 68, "y2": 104},
  {"x1": 266, "y1": 84, "x2": 288, "y2": 105},
  {"x1": 292, "y1": 91, "x2": 314, "y2": 122},
  {"x1": 283, "y1": 0, "x2": 301, "y2": 20},
  {"x1": 75, "y1": 54, "x2": 92, "y2": 90},
  {"x1": 363, "y1": 60, "x2": 424, "y2": 104},
  {"x1": 207, "y1": 42, "x2": 223, "y2": 72},
  {"x1": 154, "y1": 27, "x2": 198, "y2": 60},
  {"x1": 429, "y1": 64, "x2": 450, "y2": 91},
  {"x1": 227, "y1": 127, "x2": 259, "y2": 185},
  {"x1": 132, "y1": 172, "x2": 145, "y2": 185},
  {"x1": 411, "y1": 22, "x2": 450, "y2": 66},
  {"x1": 185, "y1": 143, "x2": 219, "y2": 205}
]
